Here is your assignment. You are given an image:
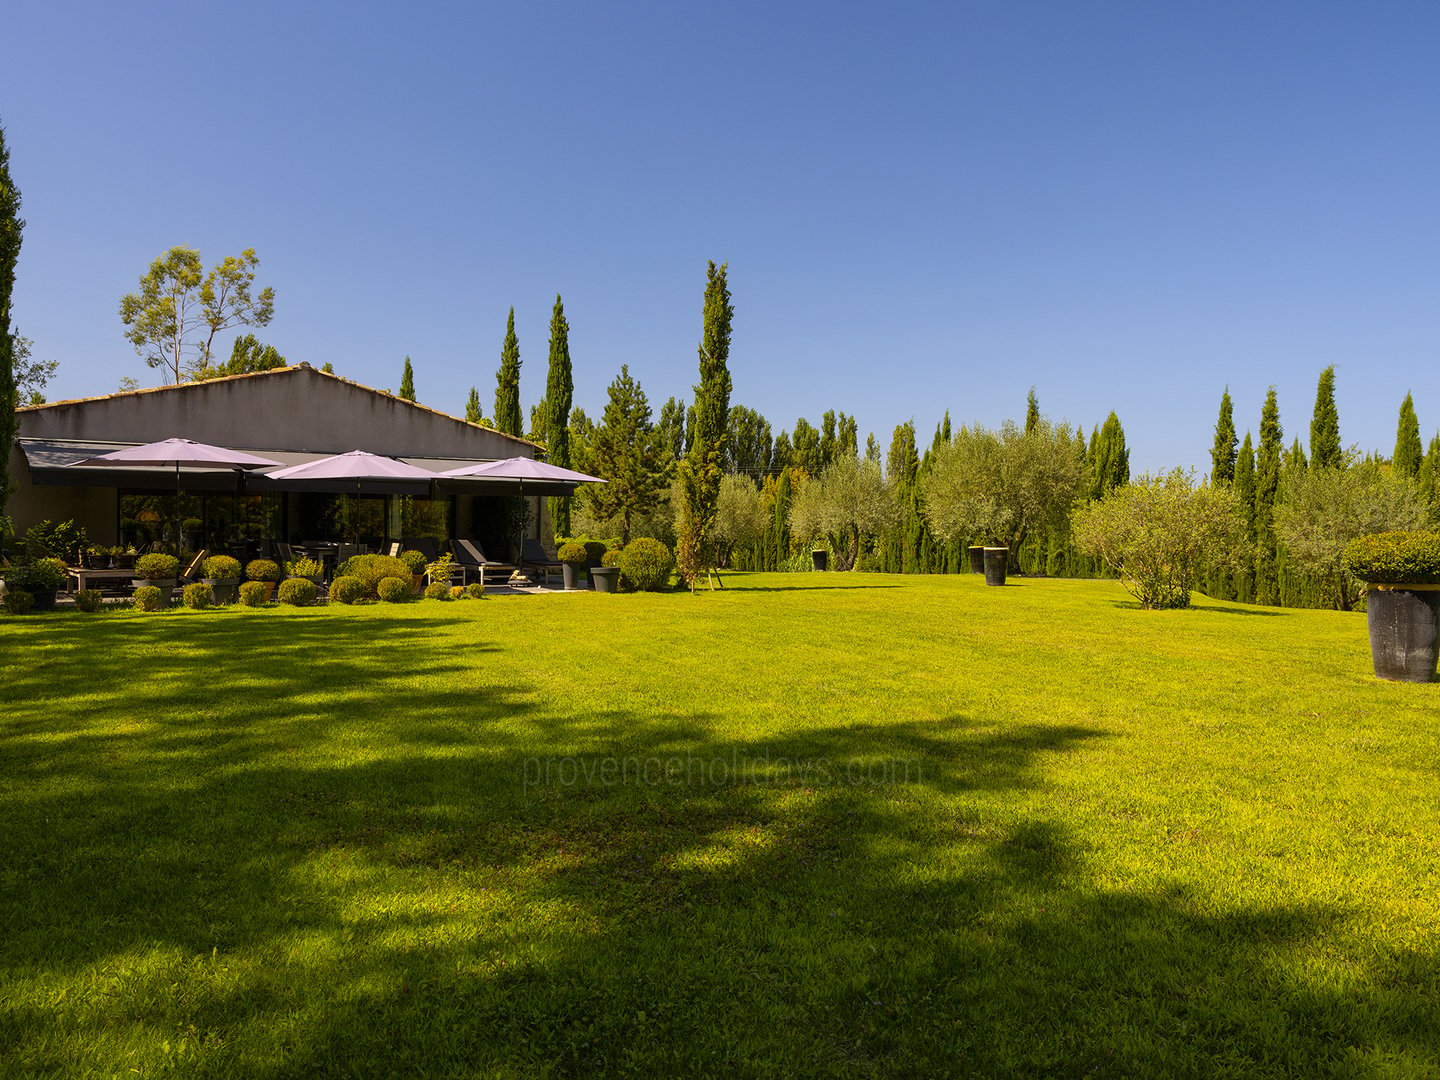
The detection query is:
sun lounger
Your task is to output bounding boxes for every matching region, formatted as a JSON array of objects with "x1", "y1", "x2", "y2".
[
  {"x1": 520, "y1": 538, "x2": 563, "y2": 588},
  {"x1": 455, "y1": 540, "x2": 519, "y2": 585}
]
